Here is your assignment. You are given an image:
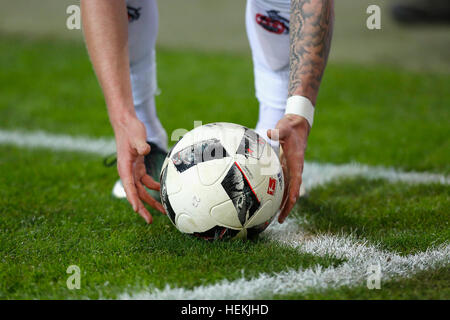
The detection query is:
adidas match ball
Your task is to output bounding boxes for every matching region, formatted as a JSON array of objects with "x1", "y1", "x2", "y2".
[{"x1": 160, "y1": 122, "x2": 284, "y2": 240}]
